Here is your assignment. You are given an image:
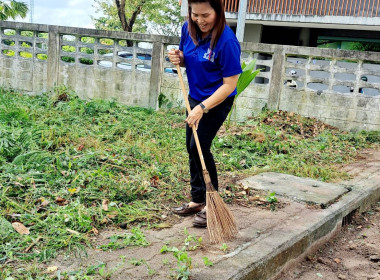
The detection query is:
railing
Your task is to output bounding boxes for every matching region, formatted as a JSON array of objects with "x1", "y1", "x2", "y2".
[{"x1": 225, "y1": 0, "x2": 380, "y2": 17}]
